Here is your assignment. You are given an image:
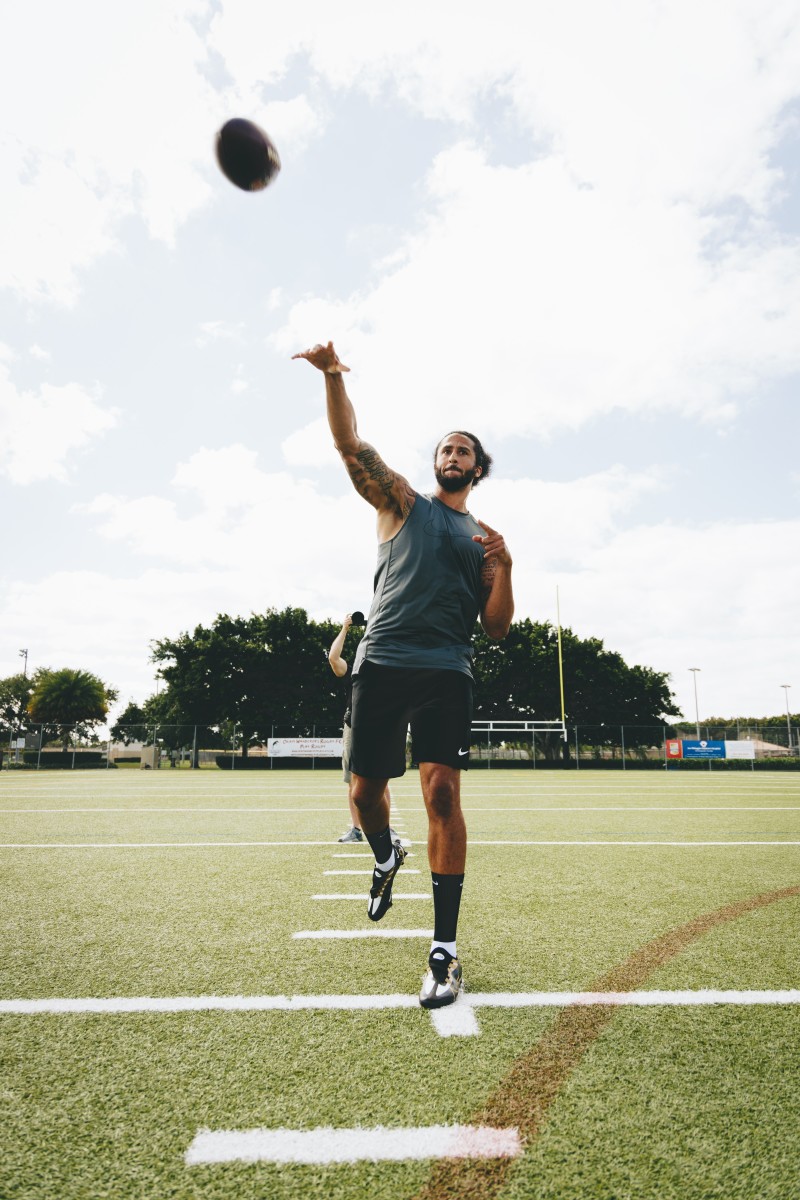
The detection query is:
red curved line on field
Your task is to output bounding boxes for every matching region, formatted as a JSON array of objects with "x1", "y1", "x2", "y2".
[{"x1": 415, "y1": 883, "x2": 800, "y2": 1200}]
